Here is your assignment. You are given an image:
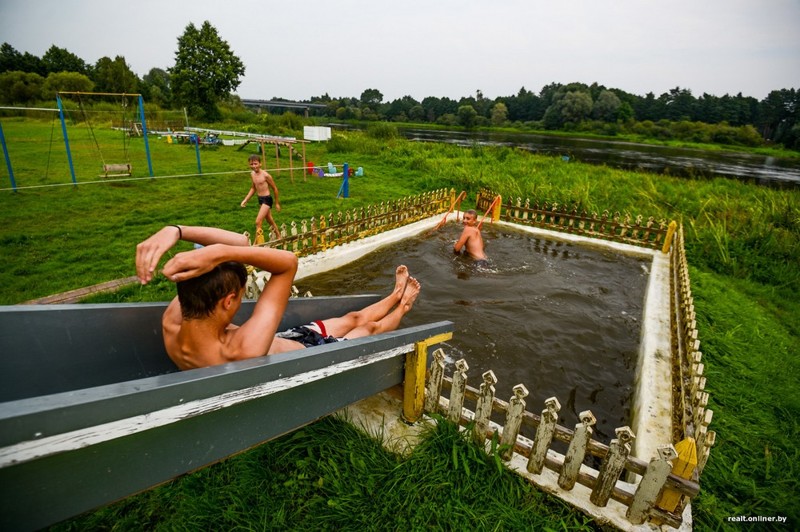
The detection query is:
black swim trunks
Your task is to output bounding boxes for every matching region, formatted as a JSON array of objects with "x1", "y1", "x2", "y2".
[
  {"x1": 275, "y1": 320, "x2": 342, "y2": 348},
  {"x1": 258, "y1": 195, "x2": 274, "y2": 207}
]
